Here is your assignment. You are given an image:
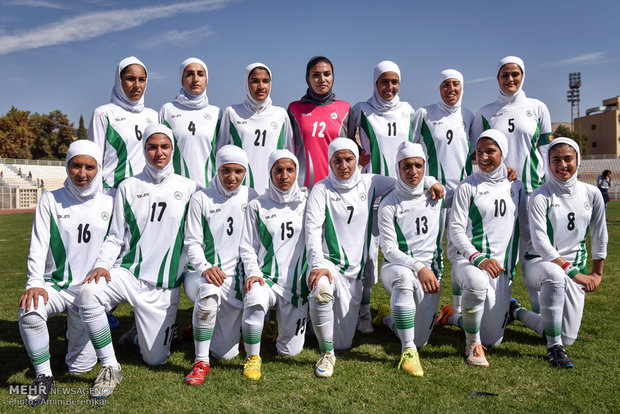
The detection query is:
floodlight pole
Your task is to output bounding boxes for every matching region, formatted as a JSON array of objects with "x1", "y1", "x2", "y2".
[{"x1": 567, "y1": 72, "x2": 581, "y2": 149}]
